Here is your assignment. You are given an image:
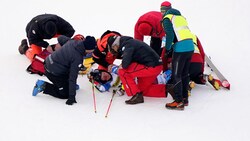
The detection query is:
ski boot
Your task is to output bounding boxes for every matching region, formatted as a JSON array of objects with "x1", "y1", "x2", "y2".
[{"x1": 207, "y1": 74, "x2": 221, "y2": 90}]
